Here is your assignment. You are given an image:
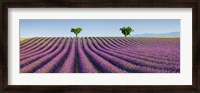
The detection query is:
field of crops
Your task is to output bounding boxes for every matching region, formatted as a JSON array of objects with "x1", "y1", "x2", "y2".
[{"x1": 20, "y1": 37, "x2": 180, "y2": 73}]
